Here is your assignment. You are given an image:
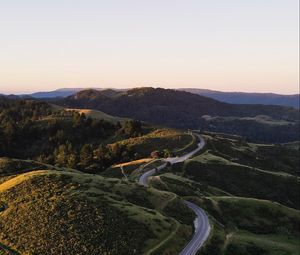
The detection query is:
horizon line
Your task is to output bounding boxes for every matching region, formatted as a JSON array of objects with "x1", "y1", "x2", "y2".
[{"x1": 2, "y1": 86, "x2": 299, "y2": 96}]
